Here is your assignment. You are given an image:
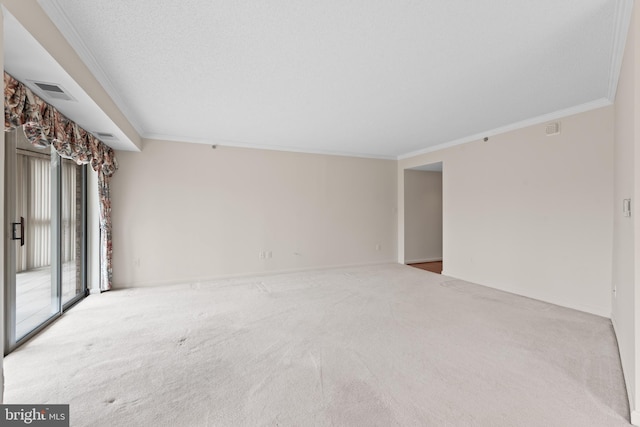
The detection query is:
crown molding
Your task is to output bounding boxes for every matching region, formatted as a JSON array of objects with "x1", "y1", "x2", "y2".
[
  {"x1": 607, "y1": 0, "x2": 634, "y2": 101},
  {"x1": 142, "y1": 134, "x2": 397, "y2": 160},
  {"x1": 148, "y1": 96, "x2": 611, "y2": 161},
  {"x1": 397, "y1": 98, "x2": 612, "y2": 160}
]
